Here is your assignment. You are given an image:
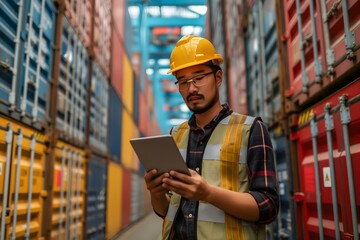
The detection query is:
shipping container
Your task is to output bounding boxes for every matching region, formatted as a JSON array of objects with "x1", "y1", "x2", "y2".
[
  {"x1": 50, "y1": 142, "x2": 86, "y2": 240},
  {"x1": 0, "y1": 117, "x2": 46, "y2": 239},
  {"x1": 0, "y1": 0, "x2": 56, "y2": 128},
  {"x1": 121, "y1": 109, "x2": 139, "y2": 170},
  {"x1": 133, "y1": 77, "x2": 140, "y2": 126},
  {"x1": 130, "y1": 172, "x2": 146, "y2": 222},
  {"x1": 273, "y1": 134, "x2": 293, "y2": 239},
  {"x1": 138, "y1": 89, "x2": 148, "y2": 136},
  {"x1": 122, "y1": 168, "x2": 132, "y2": 228},
  {"x1": 93, "y1": 0, "x2": 111, "y2": 77},
  {"x1": 111, "y1": 0, "x2": 125, "y2": 99},
  {"x1": 89, "y1": 64, "x2": 109, "y2": 155},
  {"x1": 64, "y1": 0, "x2": 92, "y2": 47},
  {"x1": 243, "y1": 0, "x2": 279, "y2": 124},
  {"x1": 282, "y1": 0, "x2": 360, "y2": 110},
  {"x1": 207, "y1": 0, "x2": 228, "y2": 105},
  {"x1": 106, "y1": 161, "x2": 123, "y2": 239},
  {"x1": 86, "y1": 154, "x2": 107, "y2": 240},
  {"x1": 291, "y1": 79, "x2": 360, "y2": 239},
  {"x1": 56, "y1": 16, "x2": 89, "y2": 146},
  {"x1": 223, "y1": 0, "x2": 248, "y2": 114},
  {"x1": 123, "y1": 53, "x2": 134, "y2": 115},
  {"x1": 108, "y1": 87, "x2": 122, "y2": 162}
]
